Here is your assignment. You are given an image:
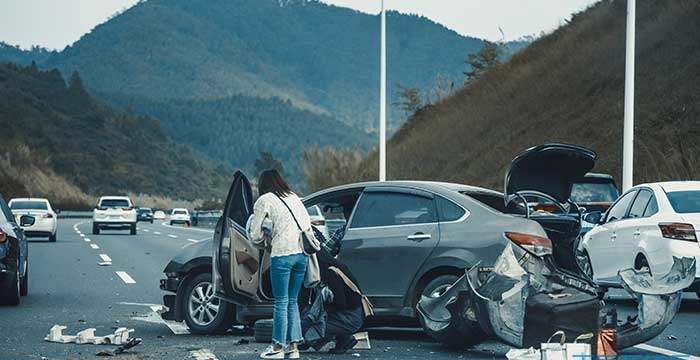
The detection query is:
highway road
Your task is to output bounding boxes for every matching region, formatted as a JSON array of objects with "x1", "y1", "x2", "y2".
[{"x1": 0, "y1": 219, "x2": 698, "y2": 359}]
